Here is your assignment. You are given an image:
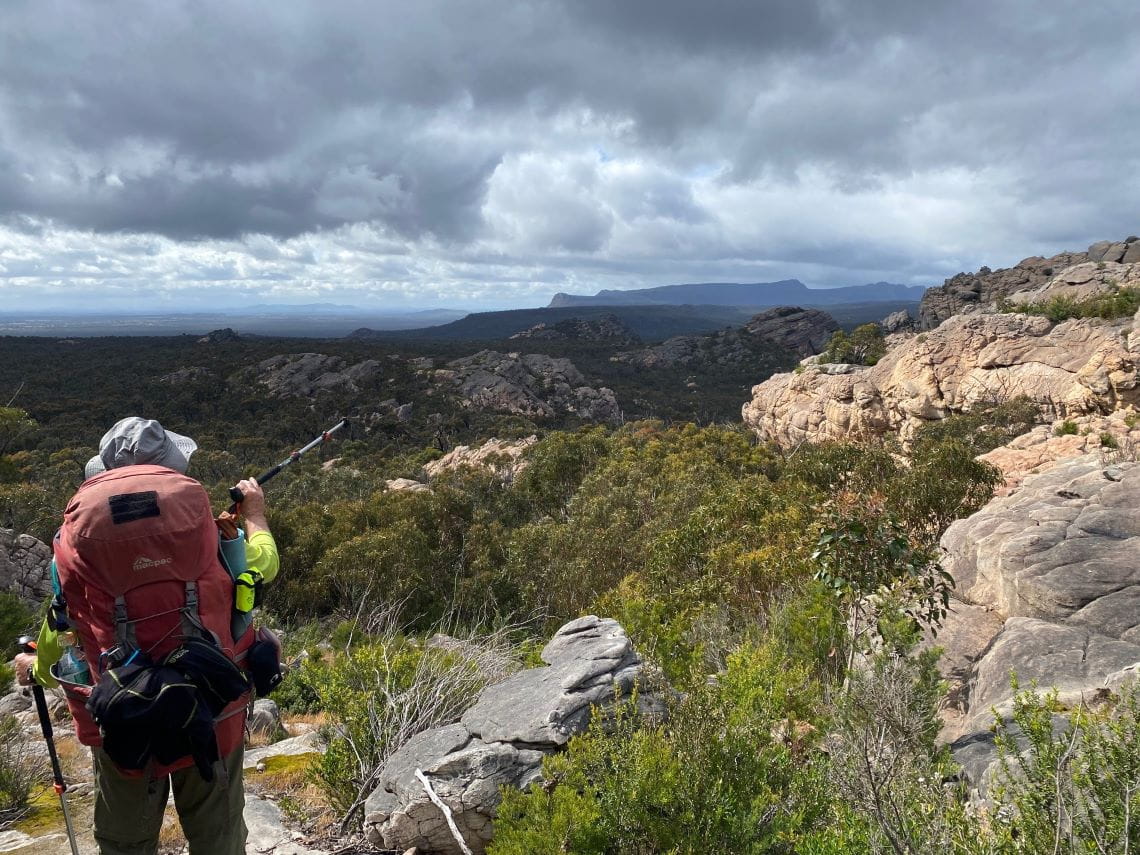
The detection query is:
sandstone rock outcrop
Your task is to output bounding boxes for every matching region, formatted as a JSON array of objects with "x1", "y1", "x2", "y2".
[
  {"x1": 0, "y1": 529, "x2": 52, "y2": 610},
  {"x1": 436, "y1": 351, "x2": 620, "y2": 423},
  {"x1": 1004, "y1": 260, "x2": 1140, "y2": 307},
  {"x1": 510, "y1": 314, "x2": 640, "y2": 345},
  {"x1": 422, "y1": 436, "x2": 538, "y2": 483},
  {"x1": 158, "y1": 366, "x2": 211, "y2": 384},
  {"x1": 249, "y1": 353, "x2": 383, "y2": 398},
  {"x1": 613, "y1": 306, "x2": 836, "y2": 370},
  {"x1": 978, "y1": 411, "x2": 1140, "y2": 492},
  {"x1": 919, "y1": 249, "x2": 1089, "y2": 329},
  {"x1": 935, "y1": 459, "x2": 1140, "y2": 789},
  {"x1": 363, "y1": 616, "x2": 659, "y2": 855},
  {"x1": 743, "y1": 311, "x2": 1139, "y2": 447},
  {"x1": 918, "y1": 238, "x2": 1140, "y2": 329}
]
